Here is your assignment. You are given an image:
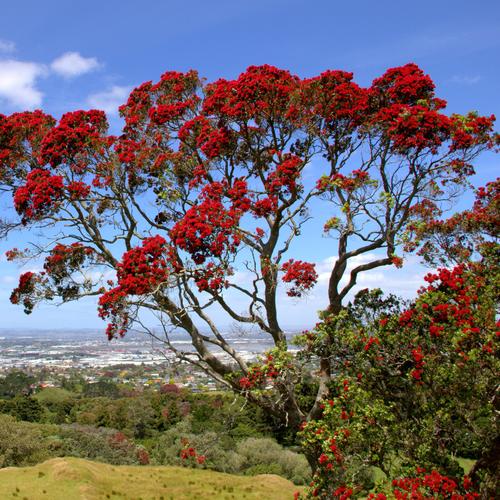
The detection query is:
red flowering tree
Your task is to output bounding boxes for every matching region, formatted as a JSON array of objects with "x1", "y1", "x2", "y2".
[
  {"x1": 296, "y1": 183, "x2": 499, "y2": 498},
  {"x1": 0, "y1": 64, "x2": 498, "y2": 471}
]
